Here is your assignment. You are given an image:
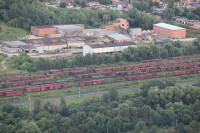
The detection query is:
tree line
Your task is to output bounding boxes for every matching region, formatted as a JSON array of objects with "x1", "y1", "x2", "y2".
[
  {"x1": 0, "y1": 79, "x2": 200, "y2": 133},
  {"x1": 0, "y1": 0, "x2": 158, "y2": 30},
  {"x1": 8, "y1": 39, "x2": 200, "y2": 72}
]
